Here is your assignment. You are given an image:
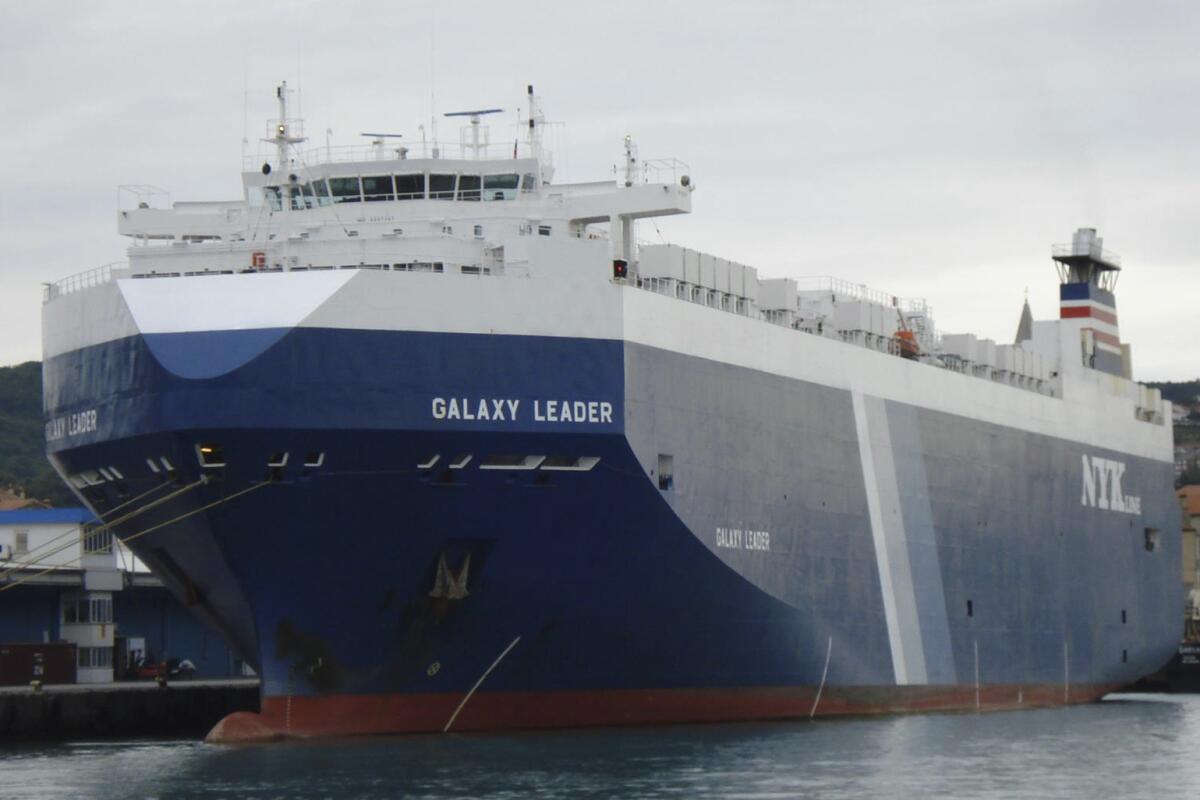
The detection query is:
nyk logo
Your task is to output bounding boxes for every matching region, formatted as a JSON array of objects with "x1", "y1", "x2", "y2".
[{"x1": 1081, "y1": 455, "x2": 1141, "y2": 515}]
